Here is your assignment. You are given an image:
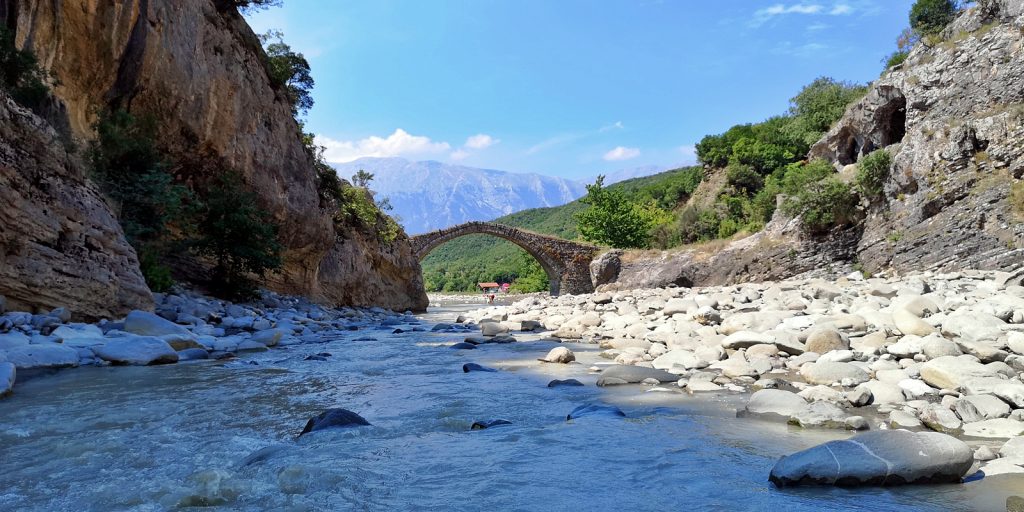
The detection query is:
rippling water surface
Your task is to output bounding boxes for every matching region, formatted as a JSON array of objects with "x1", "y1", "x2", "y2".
[{"x1": 0, "y1": 304, "x2": 1019, "y2": 511}]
